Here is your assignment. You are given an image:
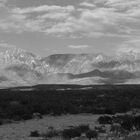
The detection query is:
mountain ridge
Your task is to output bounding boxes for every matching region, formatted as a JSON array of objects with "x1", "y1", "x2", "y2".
[{"x1": 0, "y1": 48, "x2": 140, "y2": 87}]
